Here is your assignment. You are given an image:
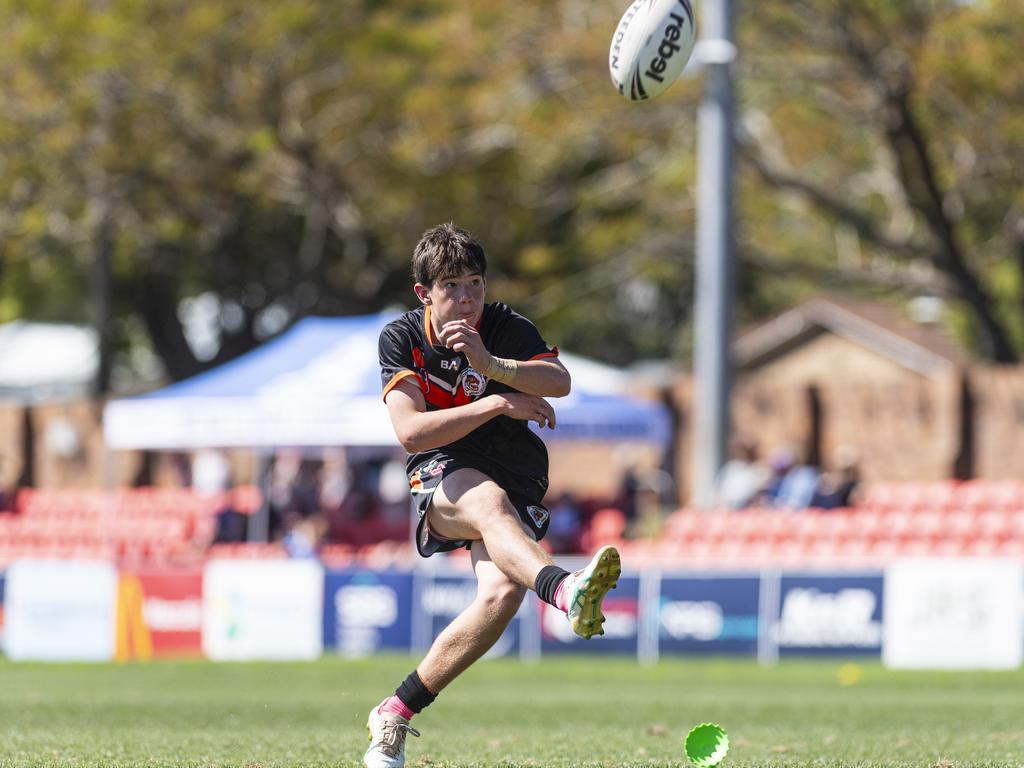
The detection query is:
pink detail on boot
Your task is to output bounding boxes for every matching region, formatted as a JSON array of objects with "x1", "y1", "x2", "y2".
[
  {"x1": 553, "y1": 574, "x2": 570, "y2": 613},
  {"x1": 379, "y1": 695, "x2": 415, "y2": 721}
]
